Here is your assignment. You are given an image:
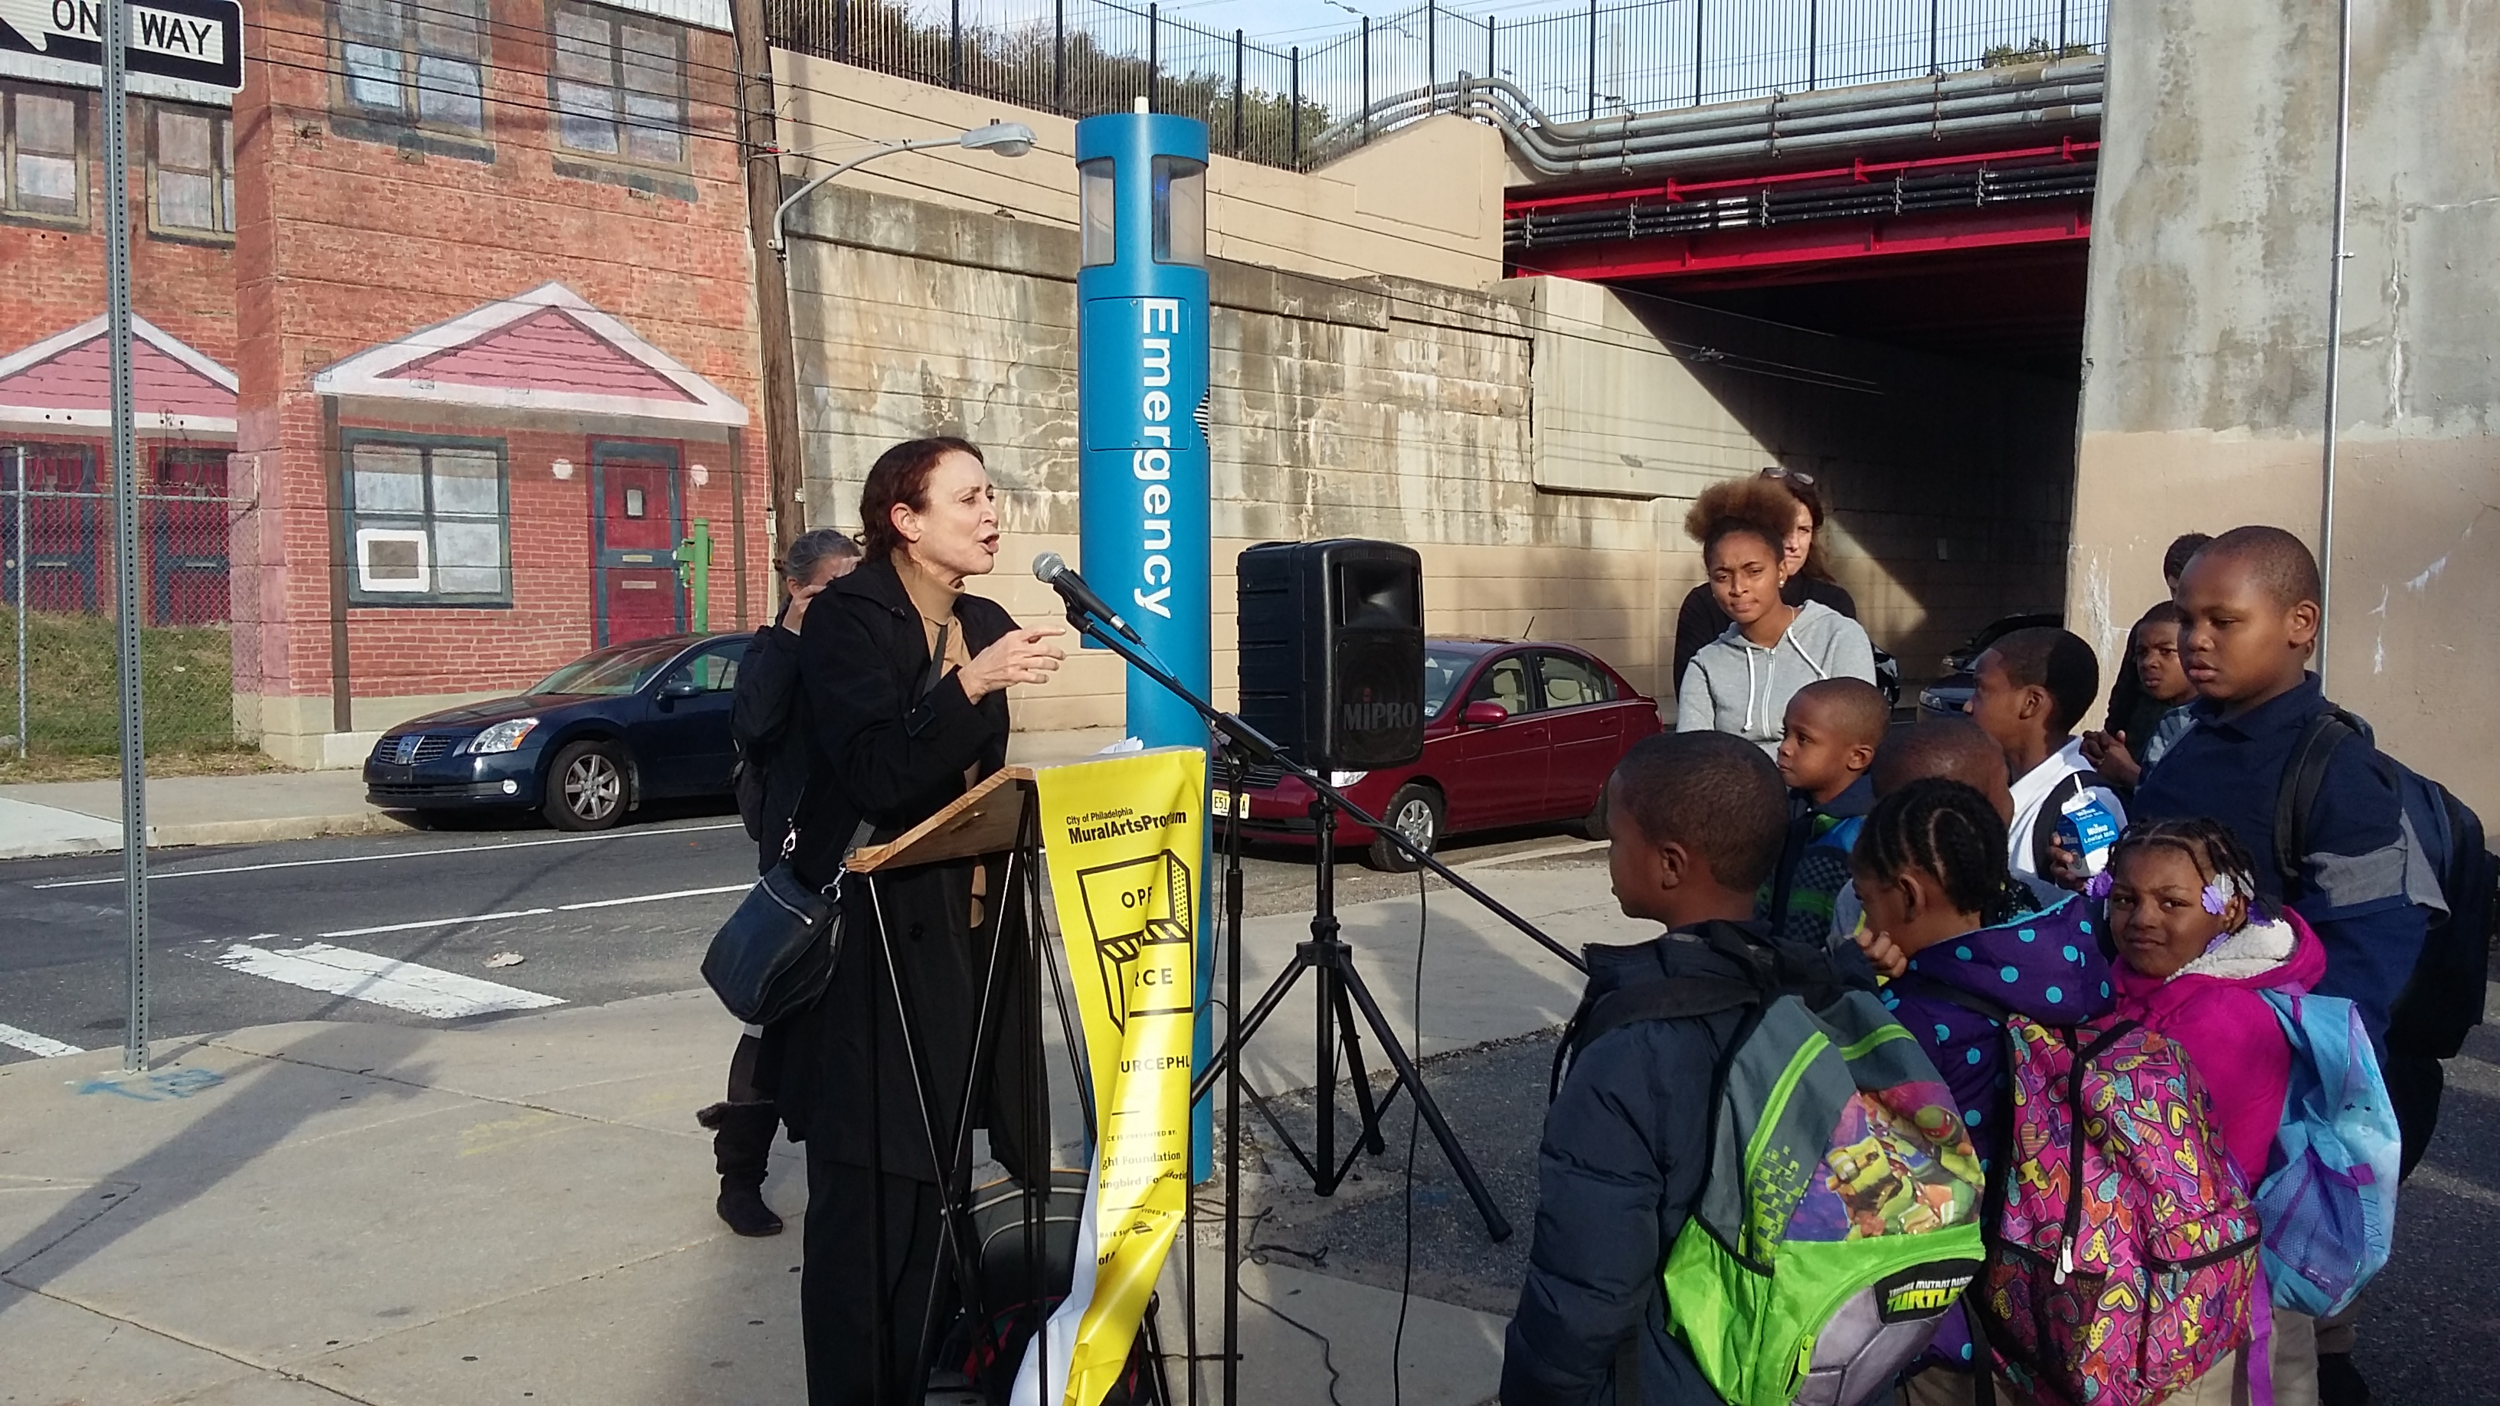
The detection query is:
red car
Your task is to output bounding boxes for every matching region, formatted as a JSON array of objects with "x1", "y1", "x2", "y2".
[{"x1": 1218, "y1": 639, "x2": 1664, "y2": 869}]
